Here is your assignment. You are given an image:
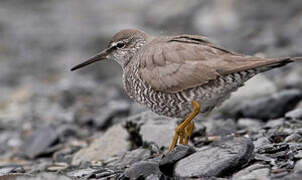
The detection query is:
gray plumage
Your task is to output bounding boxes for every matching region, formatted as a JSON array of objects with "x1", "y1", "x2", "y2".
[{"x1": 71, "y1": 29, "x2": 300, "y2": 118}]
